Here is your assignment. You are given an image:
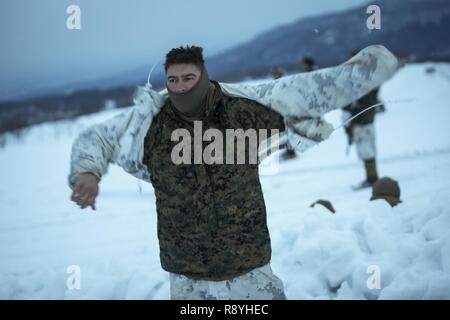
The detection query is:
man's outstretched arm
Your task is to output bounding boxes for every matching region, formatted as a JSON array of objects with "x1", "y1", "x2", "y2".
[
  {"x1": 221, "y1": 45, "x2": 399, "y2": 119},
  {"x1": 68, "y1": 107, "x2": 138, "y2": 210}
]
